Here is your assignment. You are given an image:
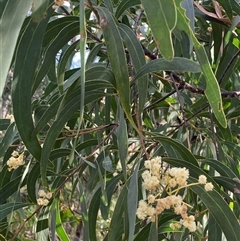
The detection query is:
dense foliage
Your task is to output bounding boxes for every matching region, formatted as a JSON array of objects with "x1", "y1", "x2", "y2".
[{"x1": 1, "y1": 0, "x2": 240, "y2": 240}]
